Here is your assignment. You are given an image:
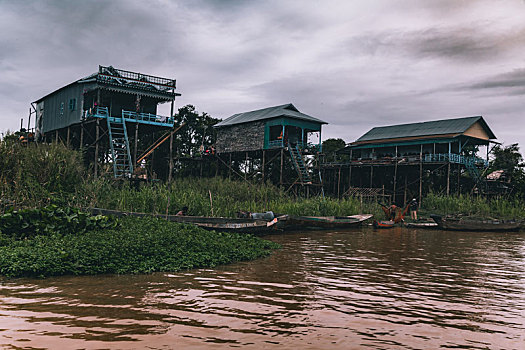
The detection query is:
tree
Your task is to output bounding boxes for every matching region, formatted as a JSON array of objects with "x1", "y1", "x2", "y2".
[
  {"x1": 322, "y1": 138, "x2": 347, "y2": 162},
  {"x1": 489, "y1": 143, "x2": 525, "y2": 195},
  {"x1": 173, "y1": 105, "x2": 221, "y2": 157}
]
